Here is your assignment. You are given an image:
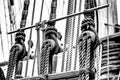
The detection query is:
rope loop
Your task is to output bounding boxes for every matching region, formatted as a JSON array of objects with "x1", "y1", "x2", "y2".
[
  {"x1": 45, "y1": 27, "x2": 57, "y2": 38},
  {"x1": 15, "y1": 31, "x2": 26, "y2": 42},
  {"x1": 81, "y1": 17, "x2": 95, "y2": 31}
]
